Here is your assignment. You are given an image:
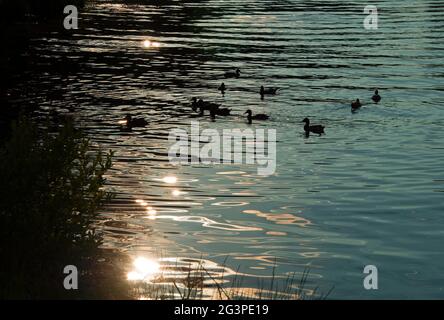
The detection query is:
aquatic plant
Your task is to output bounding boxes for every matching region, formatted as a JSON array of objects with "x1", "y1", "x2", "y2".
[{"x1": 0, "y1": 117, "x2": 116, "y2": 299}]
